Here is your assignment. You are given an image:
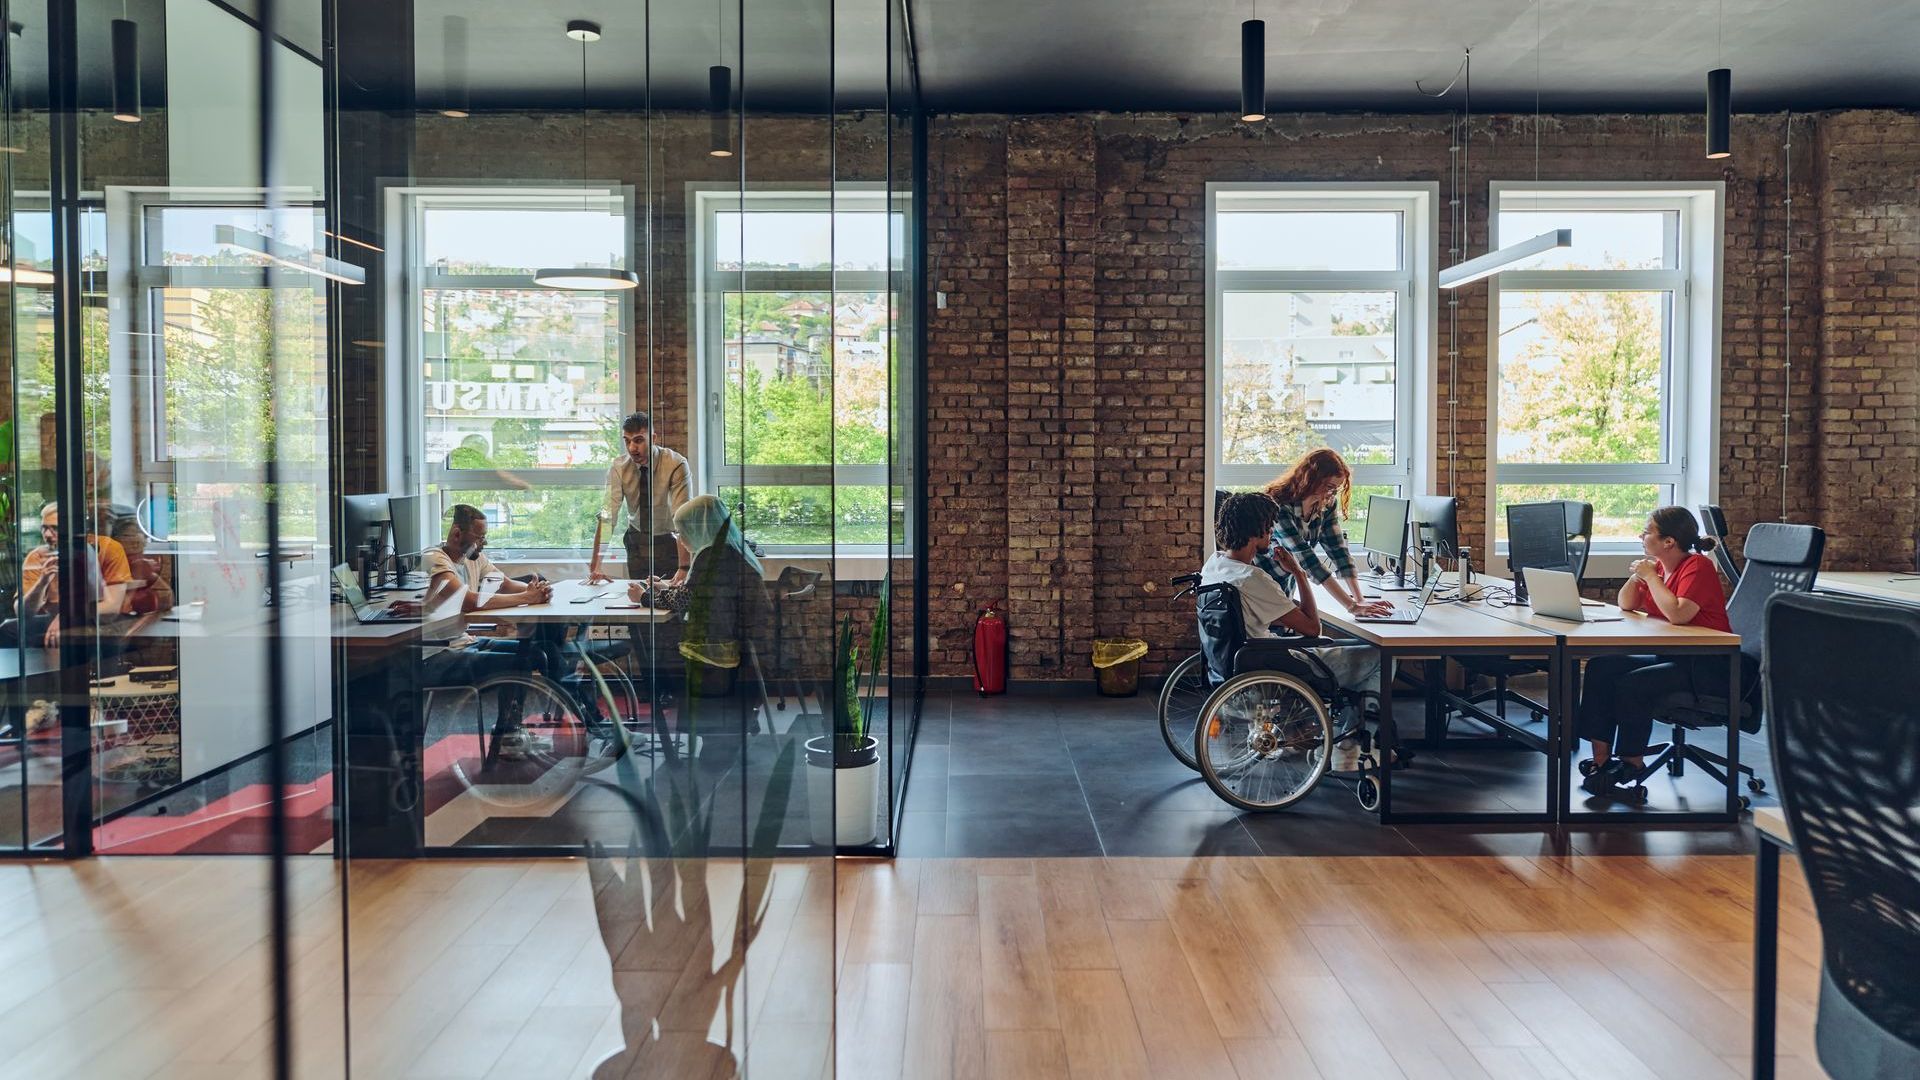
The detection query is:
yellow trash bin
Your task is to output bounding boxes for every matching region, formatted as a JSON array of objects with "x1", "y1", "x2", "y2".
[{"x1": 1092, "y1": 638, "x2": 1149, "y2": 697}]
